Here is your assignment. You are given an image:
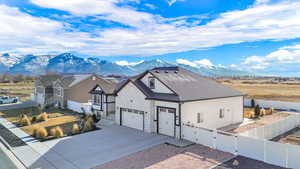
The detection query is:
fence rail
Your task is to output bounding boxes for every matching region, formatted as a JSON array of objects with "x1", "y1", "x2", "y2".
[
  {"x1": 244, "y1": 98, "x2": 300, "y2": 112},
  {"x1": 182, "y1": 113, "x2": 300, "y2": 169},
  {"x1": 240, "y1": 113, "x2": 300, "y2": 139}
]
